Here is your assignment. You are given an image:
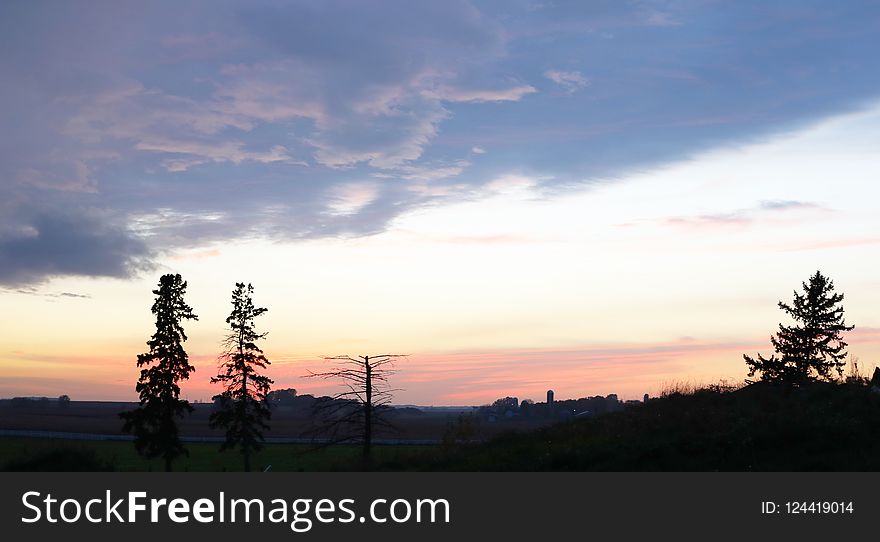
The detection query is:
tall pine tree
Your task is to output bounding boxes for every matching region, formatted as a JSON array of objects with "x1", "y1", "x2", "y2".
[
  {"x1": 210, "y1": 282, "x2": 273, "y2": 471},
  {"x1": 120, "y1": 274, "x2": 198, "y2": 471},
  {"x1": 745, "y1": 271, "x2": 854, "y2": 384}
]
